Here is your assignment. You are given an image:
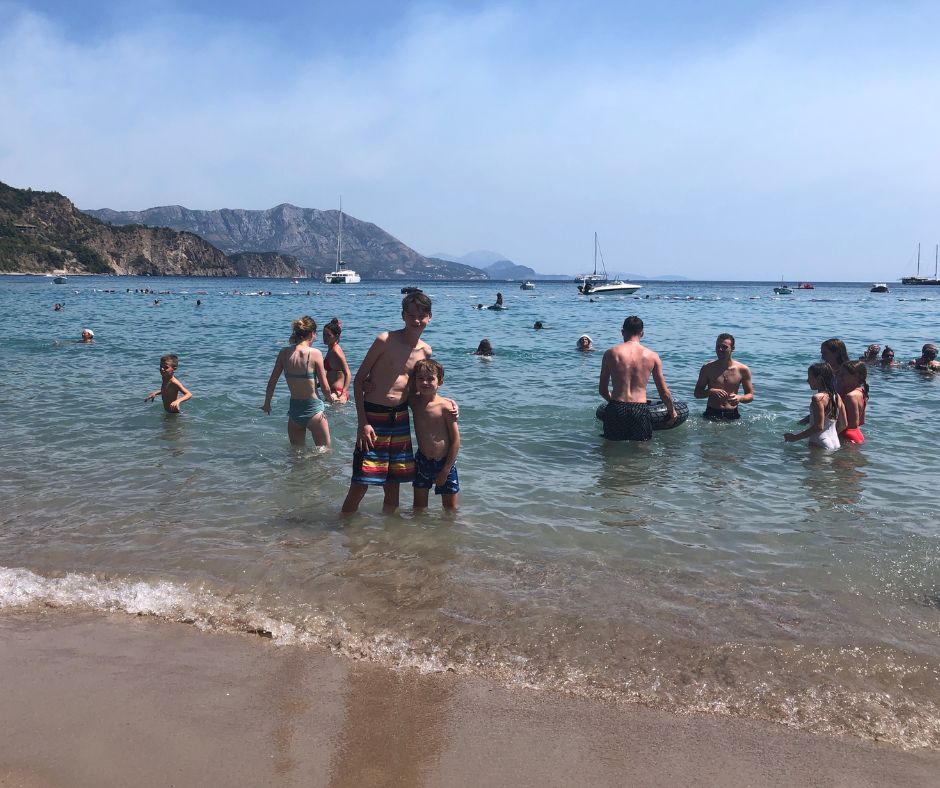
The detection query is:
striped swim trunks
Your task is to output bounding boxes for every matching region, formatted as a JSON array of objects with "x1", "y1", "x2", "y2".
[{"x1": 351, "y1": 401, "x2": 416, "y2": 485}]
